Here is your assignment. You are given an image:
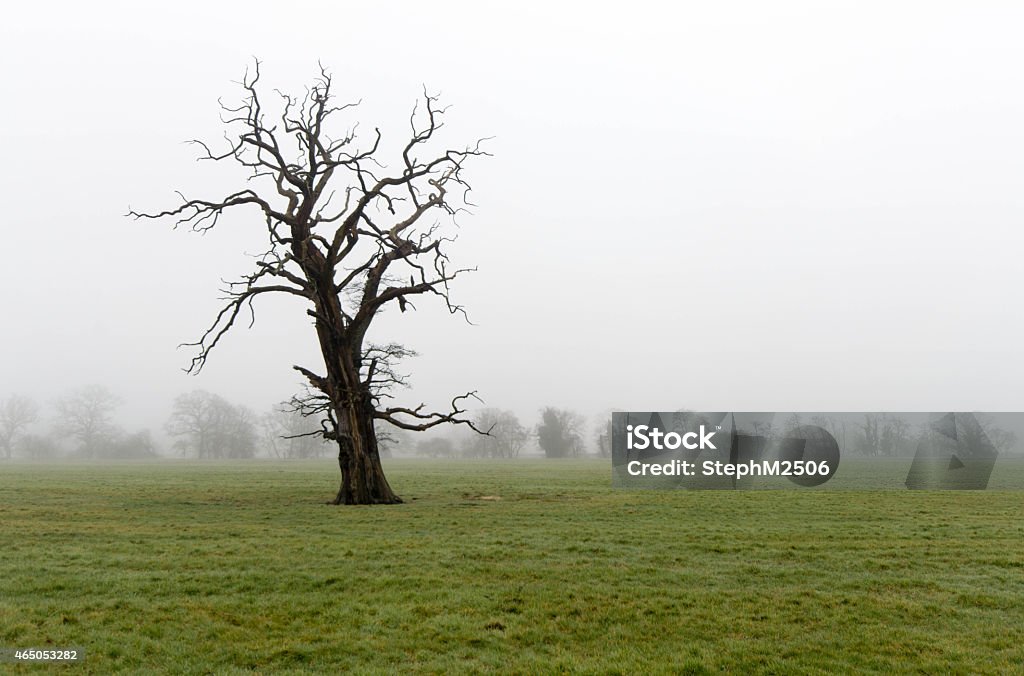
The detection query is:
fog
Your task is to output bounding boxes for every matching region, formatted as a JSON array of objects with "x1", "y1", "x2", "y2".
[{"x1": 2, "y1": 2, "x2": 1024, "y2": 455}]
